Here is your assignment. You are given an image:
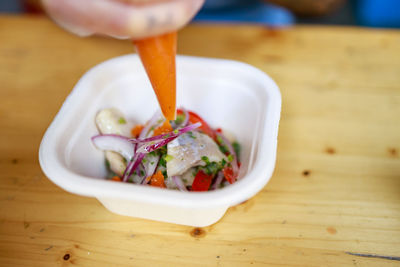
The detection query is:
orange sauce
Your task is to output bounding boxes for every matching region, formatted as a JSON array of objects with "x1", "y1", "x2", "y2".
[{"x1": 133, "y1": 32, "x2": 177, "y2": 121}]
